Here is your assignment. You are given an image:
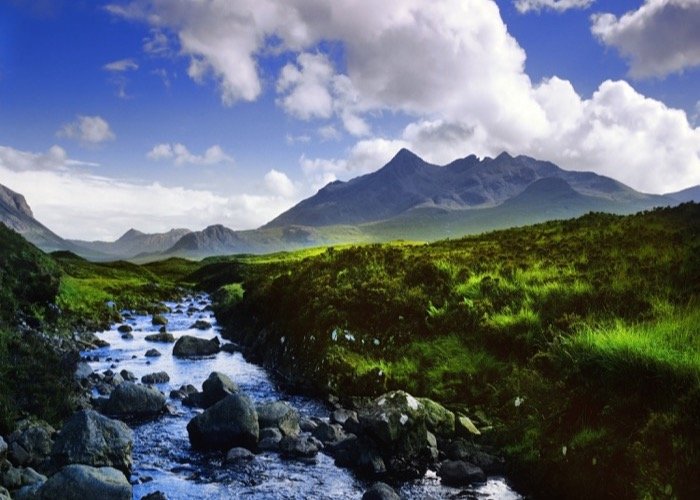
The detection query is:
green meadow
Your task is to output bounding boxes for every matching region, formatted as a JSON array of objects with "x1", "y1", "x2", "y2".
[{"x1": 1, "y1": 204, "x2": 699, "y2": 498}]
